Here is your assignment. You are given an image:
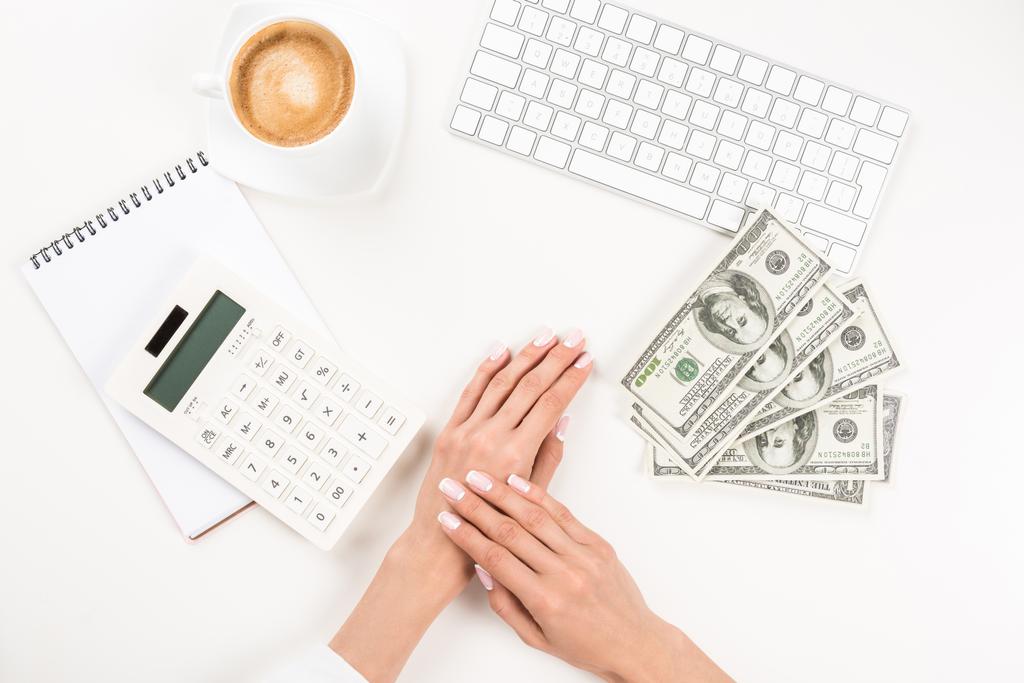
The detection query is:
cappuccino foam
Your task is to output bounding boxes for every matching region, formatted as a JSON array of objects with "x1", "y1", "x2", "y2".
[{"x1": 230, "y1": 21, "x2": 355, "y2": 147}]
